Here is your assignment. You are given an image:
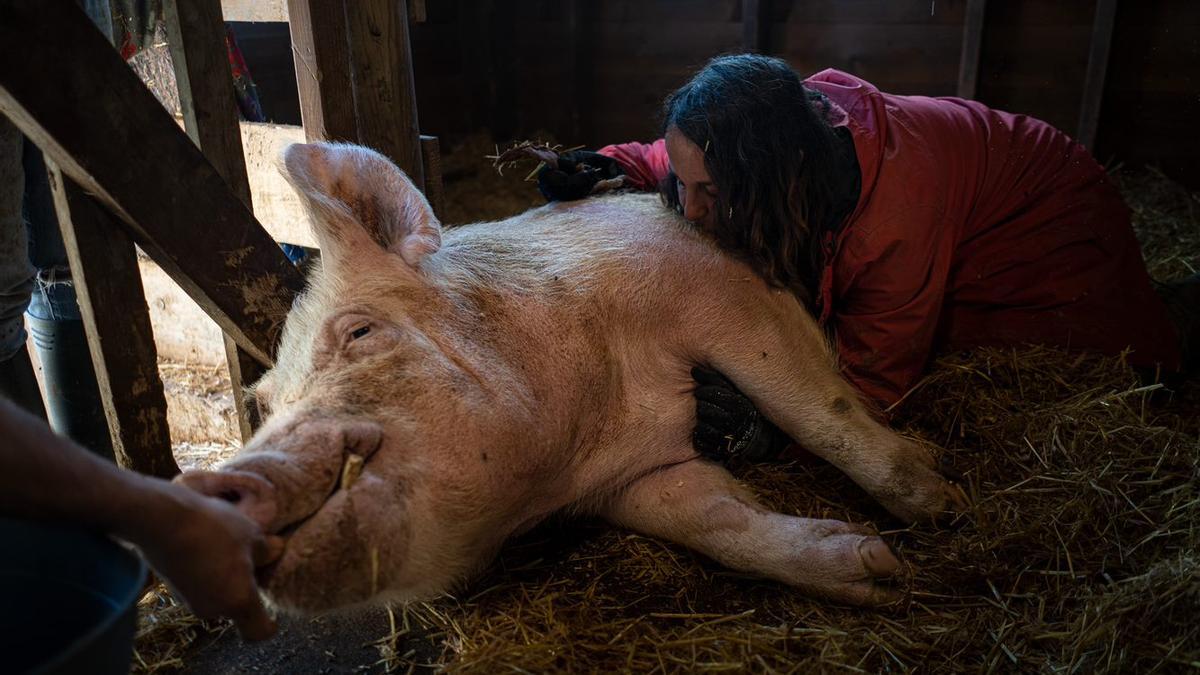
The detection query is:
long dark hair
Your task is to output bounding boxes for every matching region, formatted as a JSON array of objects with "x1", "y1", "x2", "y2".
[{"x1": 660, "y1": 54, "x2": 845, "y2": 305}]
